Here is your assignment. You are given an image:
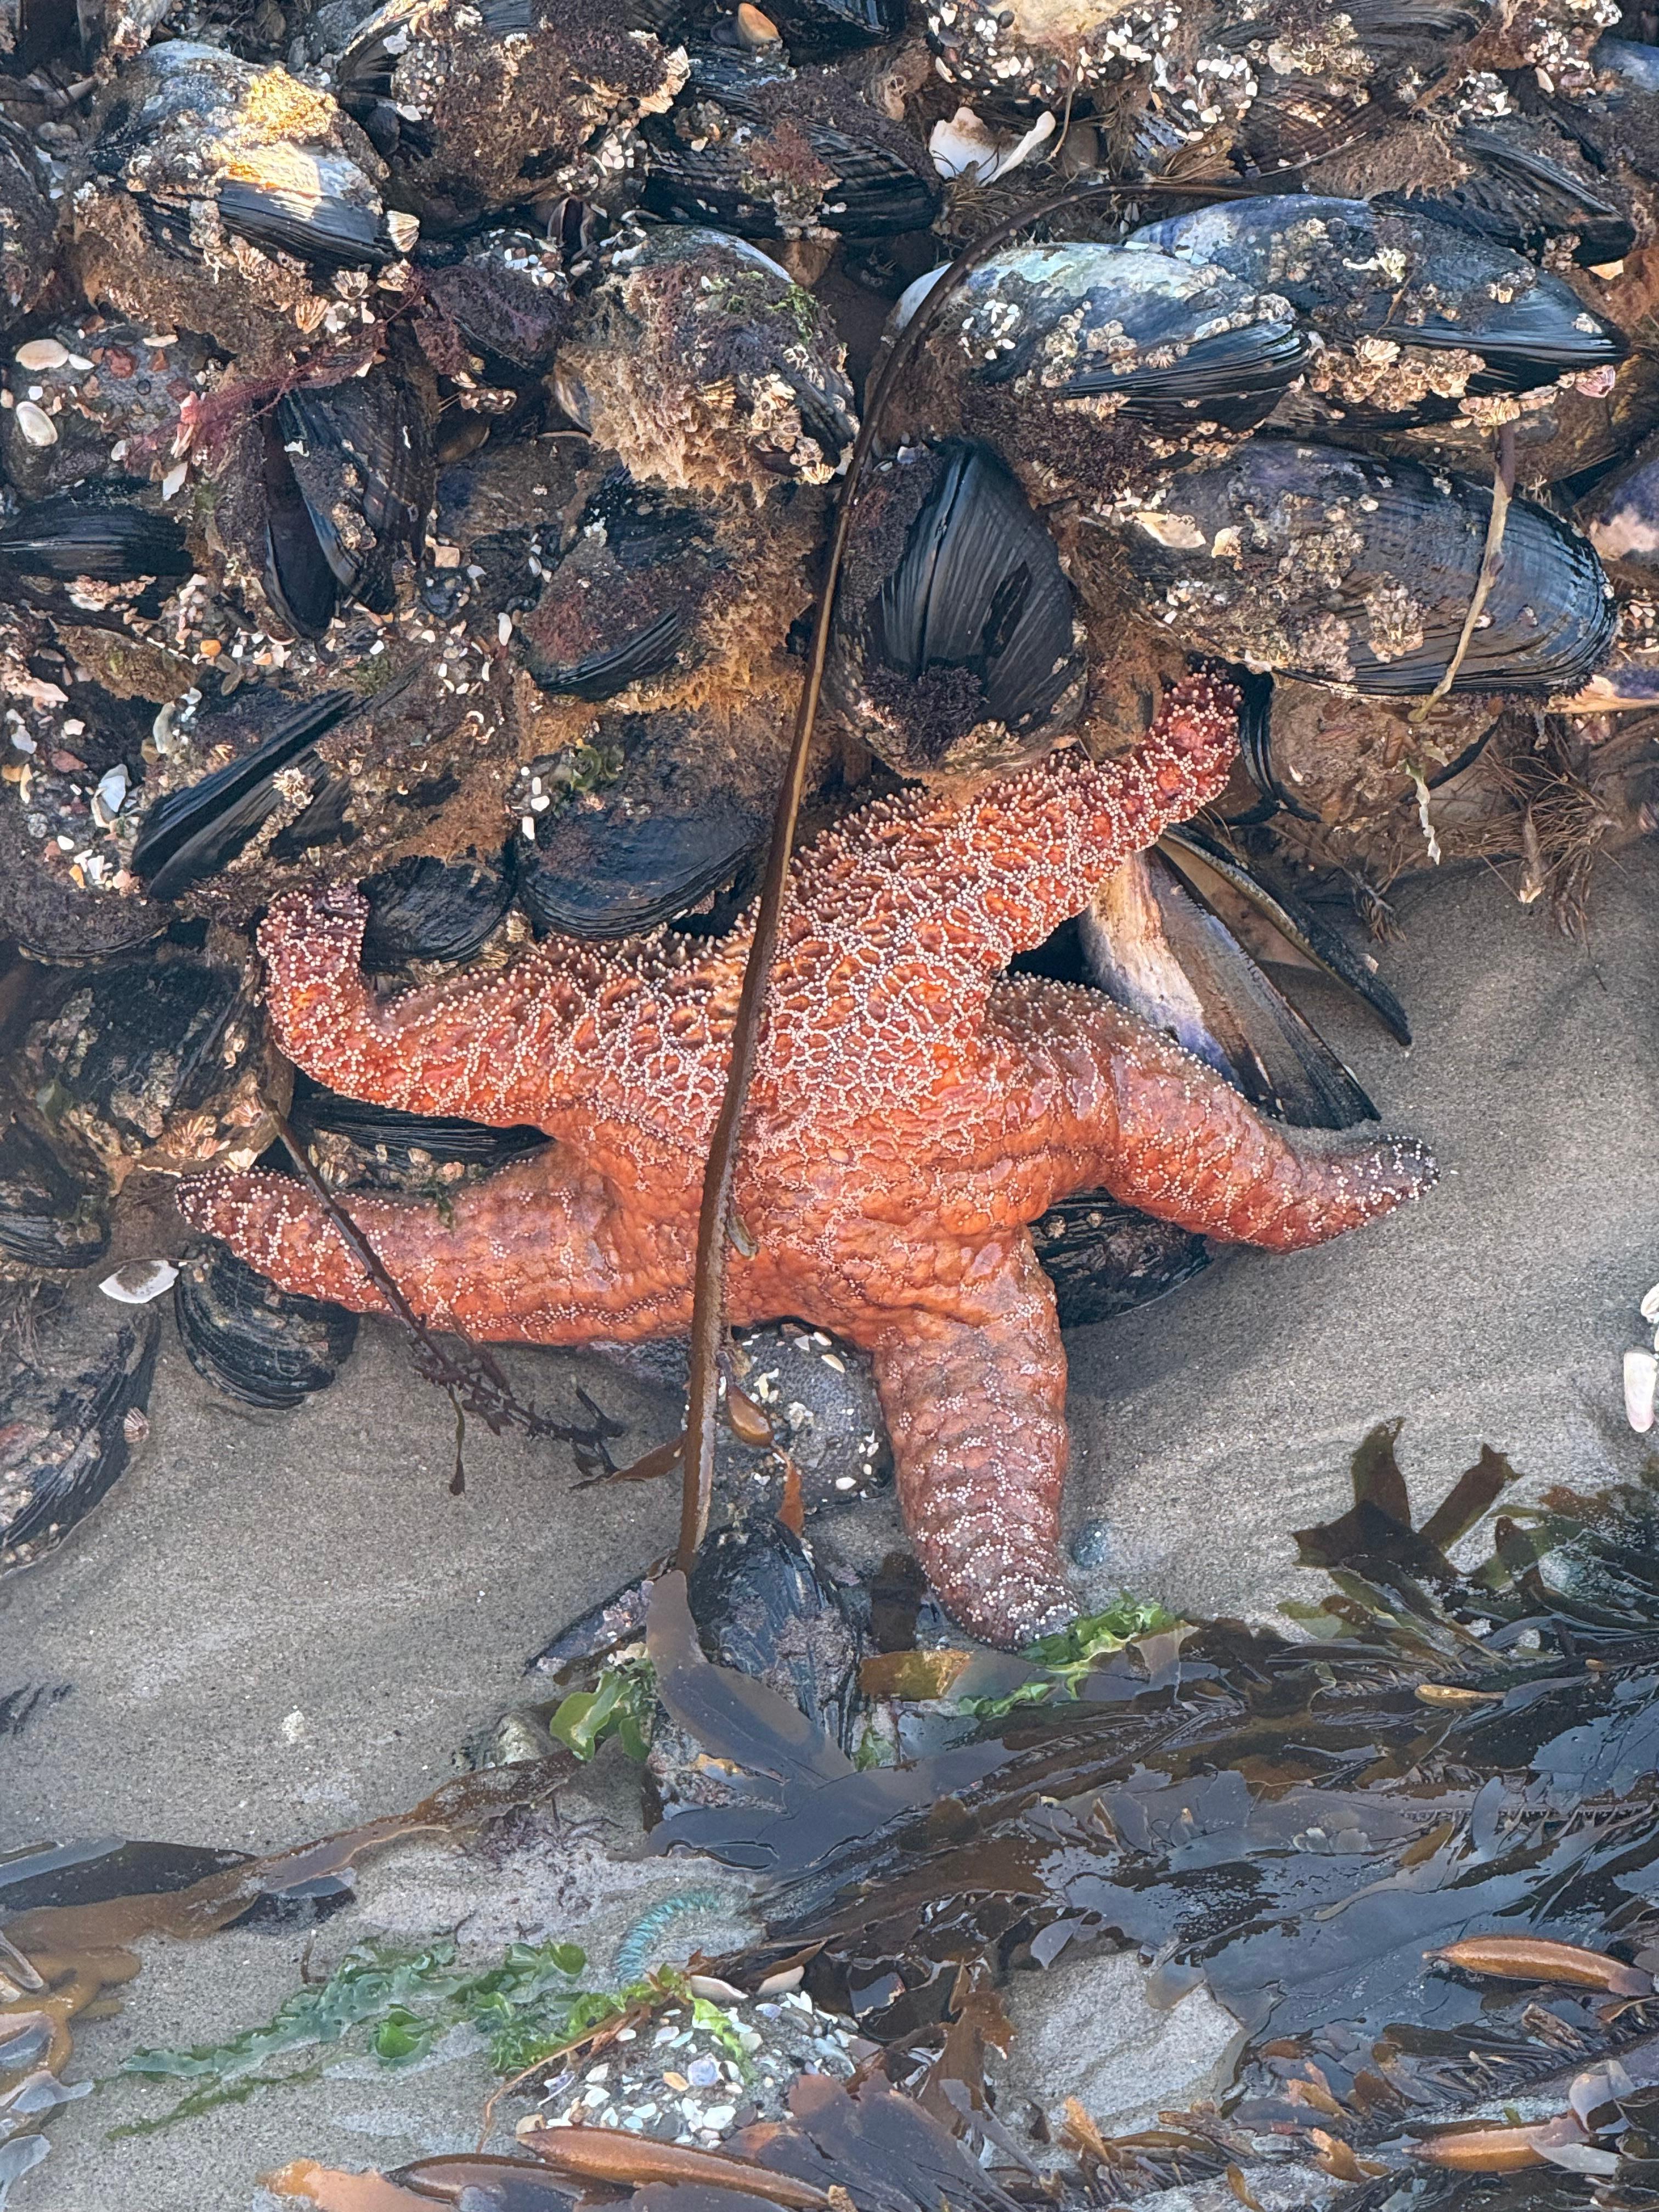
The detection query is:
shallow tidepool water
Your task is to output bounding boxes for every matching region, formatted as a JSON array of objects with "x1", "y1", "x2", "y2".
[{"x1": 3, "y1": 840, "x2": 1657, "y2": 2210}]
